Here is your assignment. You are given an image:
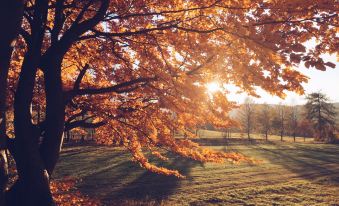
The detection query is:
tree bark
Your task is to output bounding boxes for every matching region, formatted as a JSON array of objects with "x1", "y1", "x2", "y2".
[
  {"x1": 9, "y1": 53, "x2": 54, "y2": 206},
  {"x1": 7, "y1": 0, "x2": 55, "y2": 205},
  {"x1": 0, "y1": 43, "x2": 11, "y2": 206},
  {"x1": 9, "y1": 46, "x2": 54, "y2": 206},
  {"x1": 0, "y1": 0, "x2": 25, "y2": 205},
  {"x1": 39, "y1": 54, "x2": 65, "y2": 176}
]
